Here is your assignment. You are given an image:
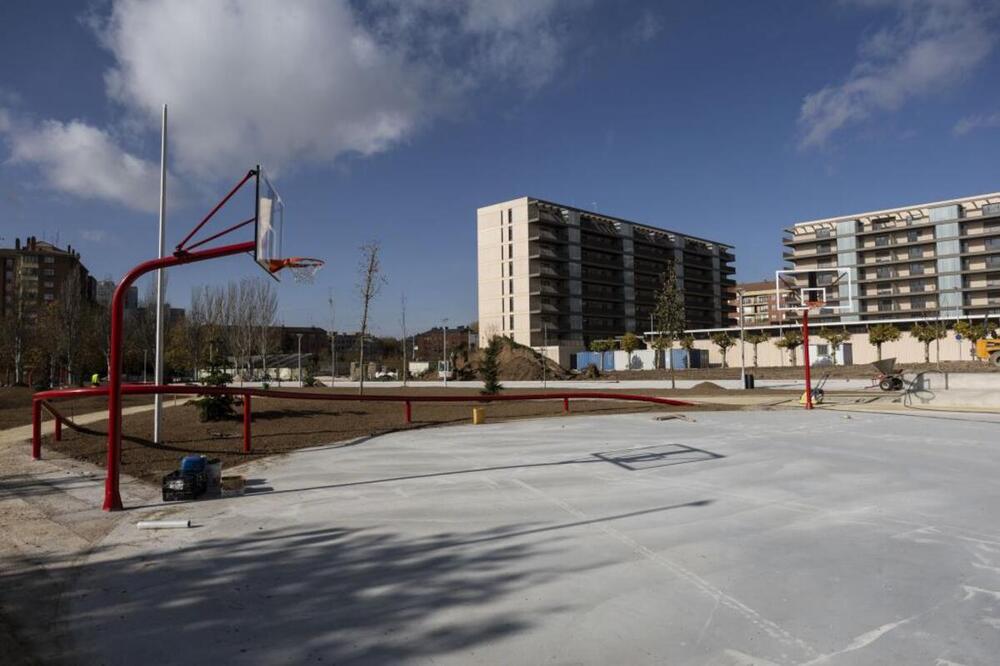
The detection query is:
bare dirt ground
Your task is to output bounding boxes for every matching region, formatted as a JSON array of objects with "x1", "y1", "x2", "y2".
[
  {"x1": 38, "y1": 386, "x2": 745, "y2": 484},
  {"x1": 0, "y1": 387, "x2": 147, "y2": 432}
]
